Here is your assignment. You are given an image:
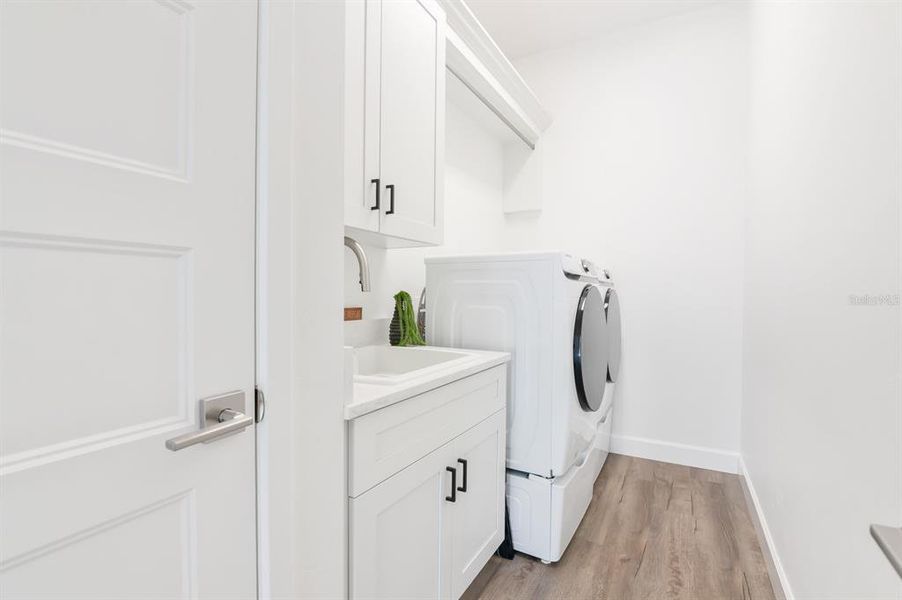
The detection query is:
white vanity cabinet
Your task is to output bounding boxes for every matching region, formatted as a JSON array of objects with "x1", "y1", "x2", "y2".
[
  {"x1": 348, "y1": 366, "x2": 506, "y2": 600},
  {"x1": 345, "y1": 0, "x2": 446, "y2": 246}
]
